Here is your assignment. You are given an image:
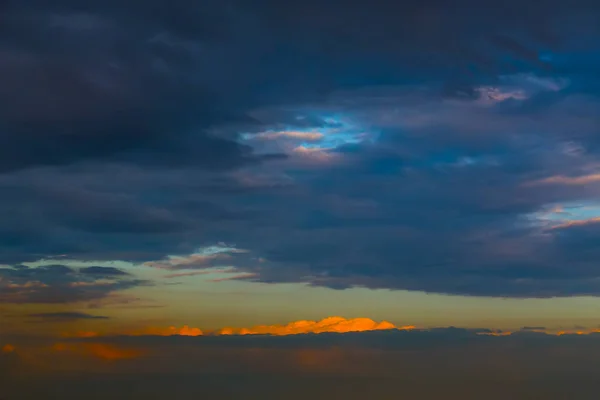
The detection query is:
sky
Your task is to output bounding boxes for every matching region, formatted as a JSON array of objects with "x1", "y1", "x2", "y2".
[{"x1": 1, "y1": 0, "x2": 600, "y2": 398}]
